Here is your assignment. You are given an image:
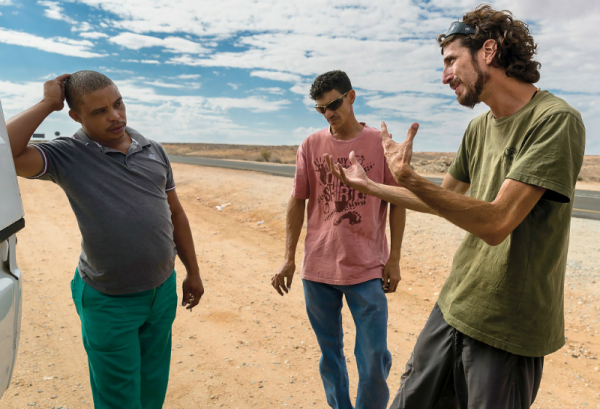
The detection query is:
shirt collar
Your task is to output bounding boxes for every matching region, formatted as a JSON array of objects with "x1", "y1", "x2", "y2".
[{"x1": 72, "y1": 126, "x2": 151, "y2": 154}]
